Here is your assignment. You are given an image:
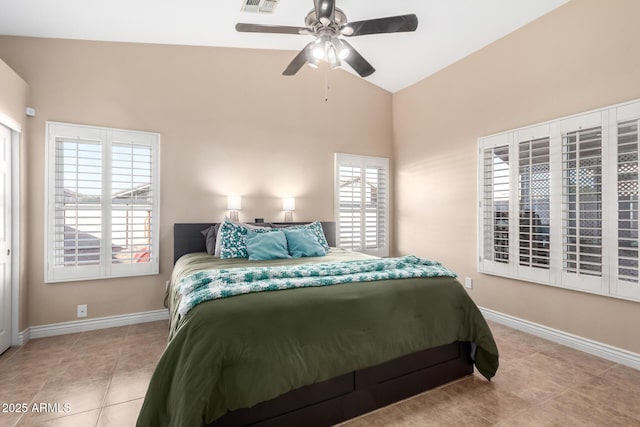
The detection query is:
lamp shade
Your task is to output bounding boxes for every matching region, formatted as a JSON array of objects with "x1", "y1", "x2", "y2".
[
  {"x1": 282, "y1": 197, "x2": 295, "y2": 211},
  {"x1": 227, "y1": 196, "x2": 242, "y2": 211}
]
